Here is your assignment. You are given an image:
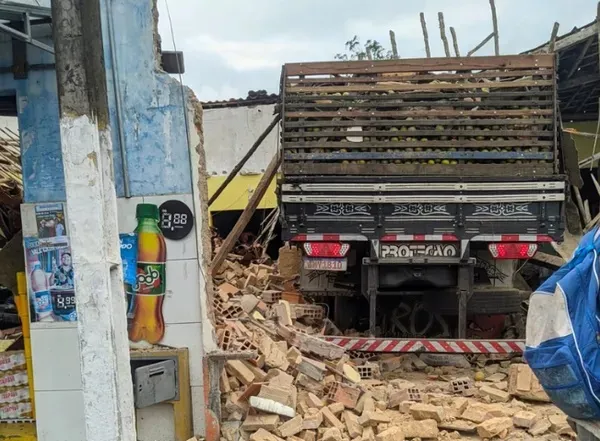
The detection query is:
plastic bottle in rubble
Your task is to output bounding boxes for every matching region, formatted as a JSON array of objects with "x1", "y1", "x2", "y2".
[
  {"x1": 30, "y1": 259, "x2": 53, "y2": 322},
  {"x1": 128, "y1": 204, "x2": 167, "y2": 345}
]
